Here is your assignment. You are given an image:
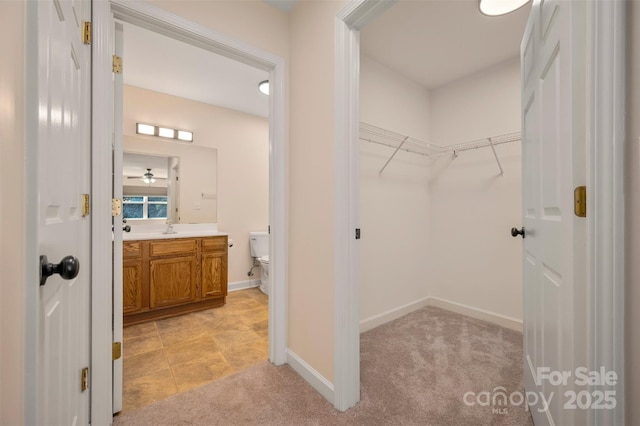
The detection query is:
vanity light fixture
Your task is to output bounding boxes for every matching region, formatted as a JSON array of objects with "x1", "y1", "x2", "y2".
[
  {"x1": 158, "y1": 127, "x2": 175, "y2": 138},
  {"x1": 136, "y1": 123, "x2": 194, "y2": 143},
  {"x1": 258, "y1": 80, "x2": 269, "y2": 95},
  {"x1": 136, "y1": 123, "x2": 155, "y2": 136},
  {"x1": 479, "y1": 0, "x2": 530, "y2": 16},
  {"x1": 177, "y1": 130, "x2": 193, "y2": 142}
]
